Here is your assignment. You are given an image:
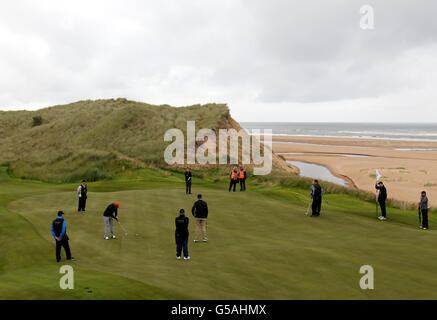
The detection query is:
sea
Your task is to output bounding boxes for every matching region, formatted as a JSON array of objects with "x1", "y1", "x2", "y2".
[{"x1": 240, "y1": 122, "x2": 437, "y2": 142}]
